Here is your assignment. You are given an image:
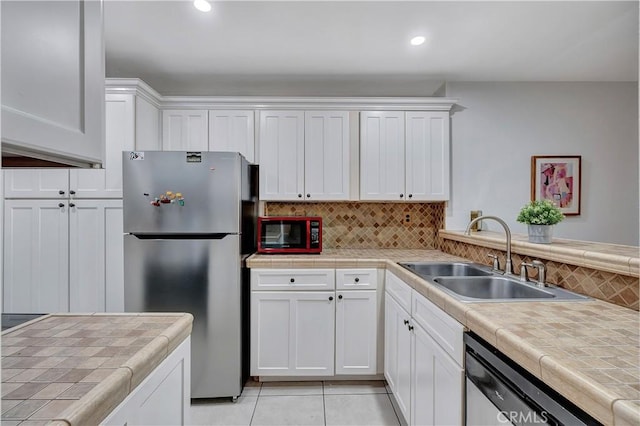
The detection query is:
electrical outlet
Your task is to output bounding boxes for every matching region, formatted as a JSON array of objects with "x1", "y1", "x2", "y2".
[{"x1": 405, "y1": 214, "x2": 411, "y2": 223}]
